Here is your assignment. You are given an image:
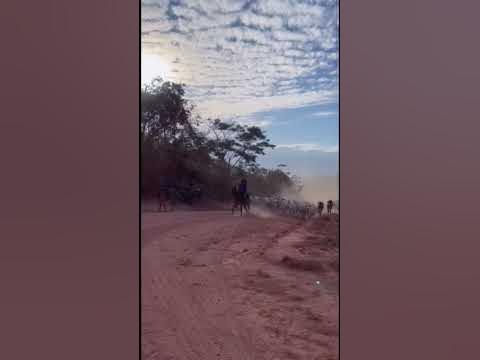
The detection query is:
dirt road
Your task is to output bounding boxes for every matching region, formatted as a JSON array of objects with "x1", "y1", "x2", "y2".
[{"x1": 142, "y1": 209, "x2": 338, "y2": 360}]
